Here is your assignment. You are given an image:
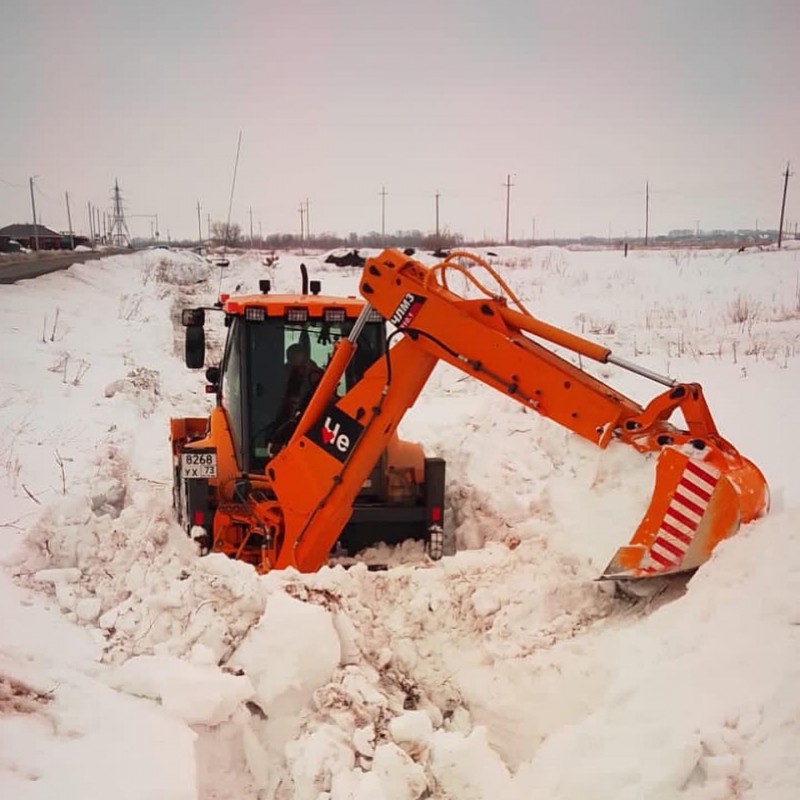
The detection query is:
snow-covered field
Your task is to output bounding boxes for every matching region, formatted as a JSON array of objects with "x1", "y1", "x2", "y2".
[{"x1": 1, "y1": 244, "x2": 799, "y2": 800}]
